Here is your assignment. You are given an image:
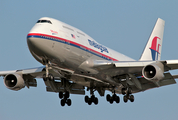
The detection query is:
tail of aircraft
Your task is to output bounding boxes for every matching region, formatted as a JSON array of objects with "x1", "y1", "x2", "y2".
[{"x1": 139, "y1": 18, "x2": 165, "y2": 61}]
